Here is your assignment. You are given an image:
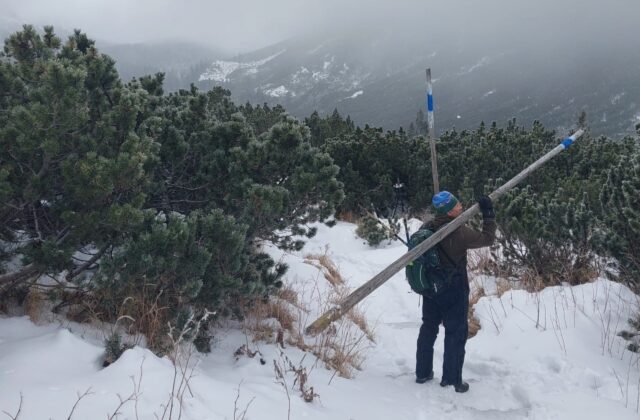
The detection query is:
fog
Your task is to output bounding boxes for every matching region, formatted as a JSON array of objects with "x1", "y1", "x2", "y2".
[{"x1": 2, "y1": 0, "x2": 639, "y2": 54}]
